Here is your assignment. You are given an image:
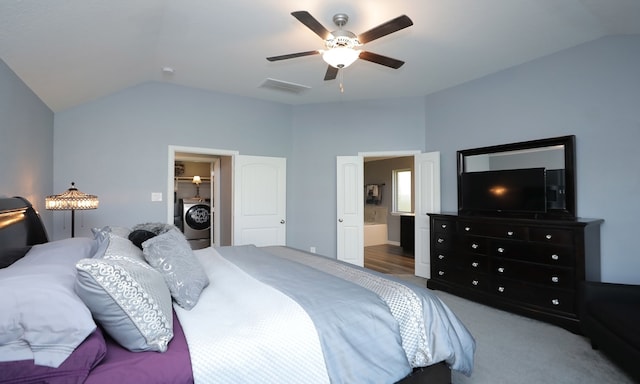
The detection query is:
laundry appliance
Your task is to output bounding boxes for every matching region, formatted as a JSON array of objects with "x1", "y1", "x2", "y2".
[{"x1": 181, "y1": 198, "x2": 211, "y2": 249}]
